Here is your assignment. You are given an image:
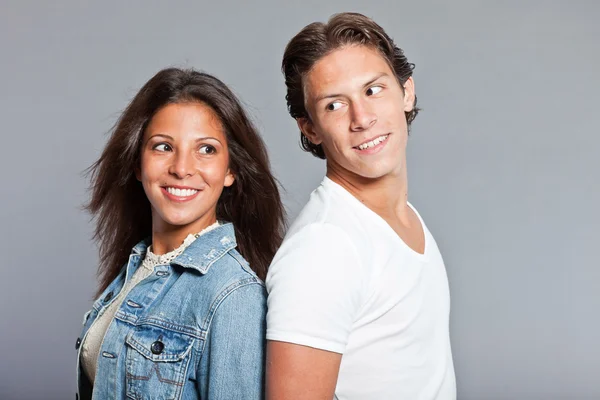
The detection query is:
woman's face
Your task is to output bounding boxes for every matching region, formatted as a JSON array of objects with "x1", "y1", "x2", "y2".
[{"x1": 137, "y1": 102, "x2": 234, "y2": 235}]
